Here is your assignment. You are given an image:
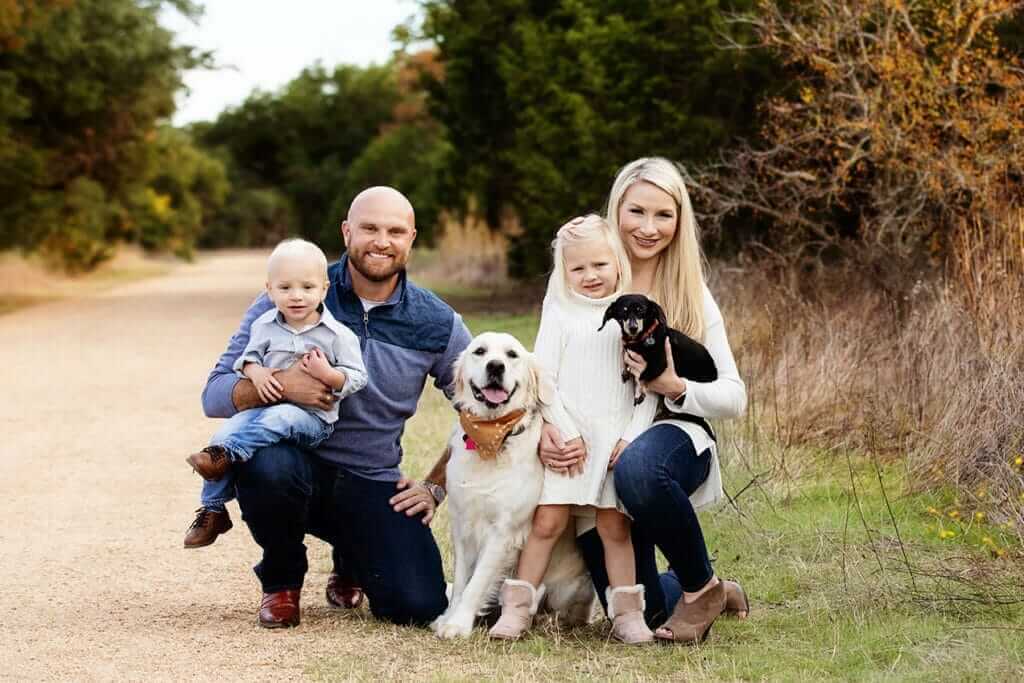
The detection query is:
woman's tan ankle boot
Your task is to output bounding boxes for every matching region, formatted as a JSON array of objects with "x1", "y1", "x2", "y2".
[
  {"x1": 607, "y1": 585, "x2": 654, "y2": 644},
  {"x1": 655, "y1": 579, "x2": 727, "y2": 643},
  {"x1": 488, "y1": 579, "x2": 545, "y2": 640},
  {"x1": 722, "y1": 579, "x2": 750, "y2": 619}
]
